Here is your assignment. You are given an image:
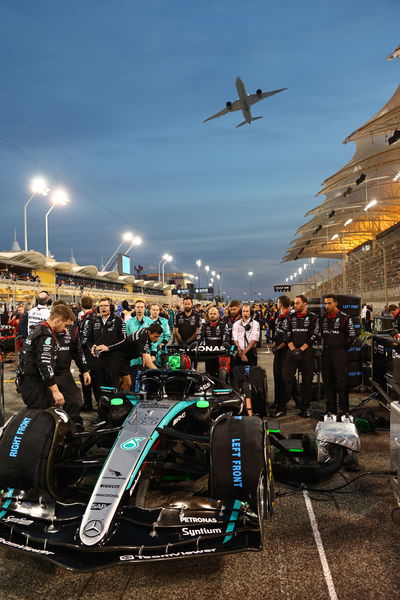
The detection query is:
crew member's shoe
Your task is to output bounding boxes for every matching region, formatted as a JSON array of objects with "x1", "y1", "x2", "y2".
[
  {"x1": 274, "y1": 410, "x2": 287, "y2": 418},
  {"x1": 299, "y1": 410, "x2": 311, "y2": 418},
  {"x1": 81, "y1": 403, "x2": 94, "y2": 412}
]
